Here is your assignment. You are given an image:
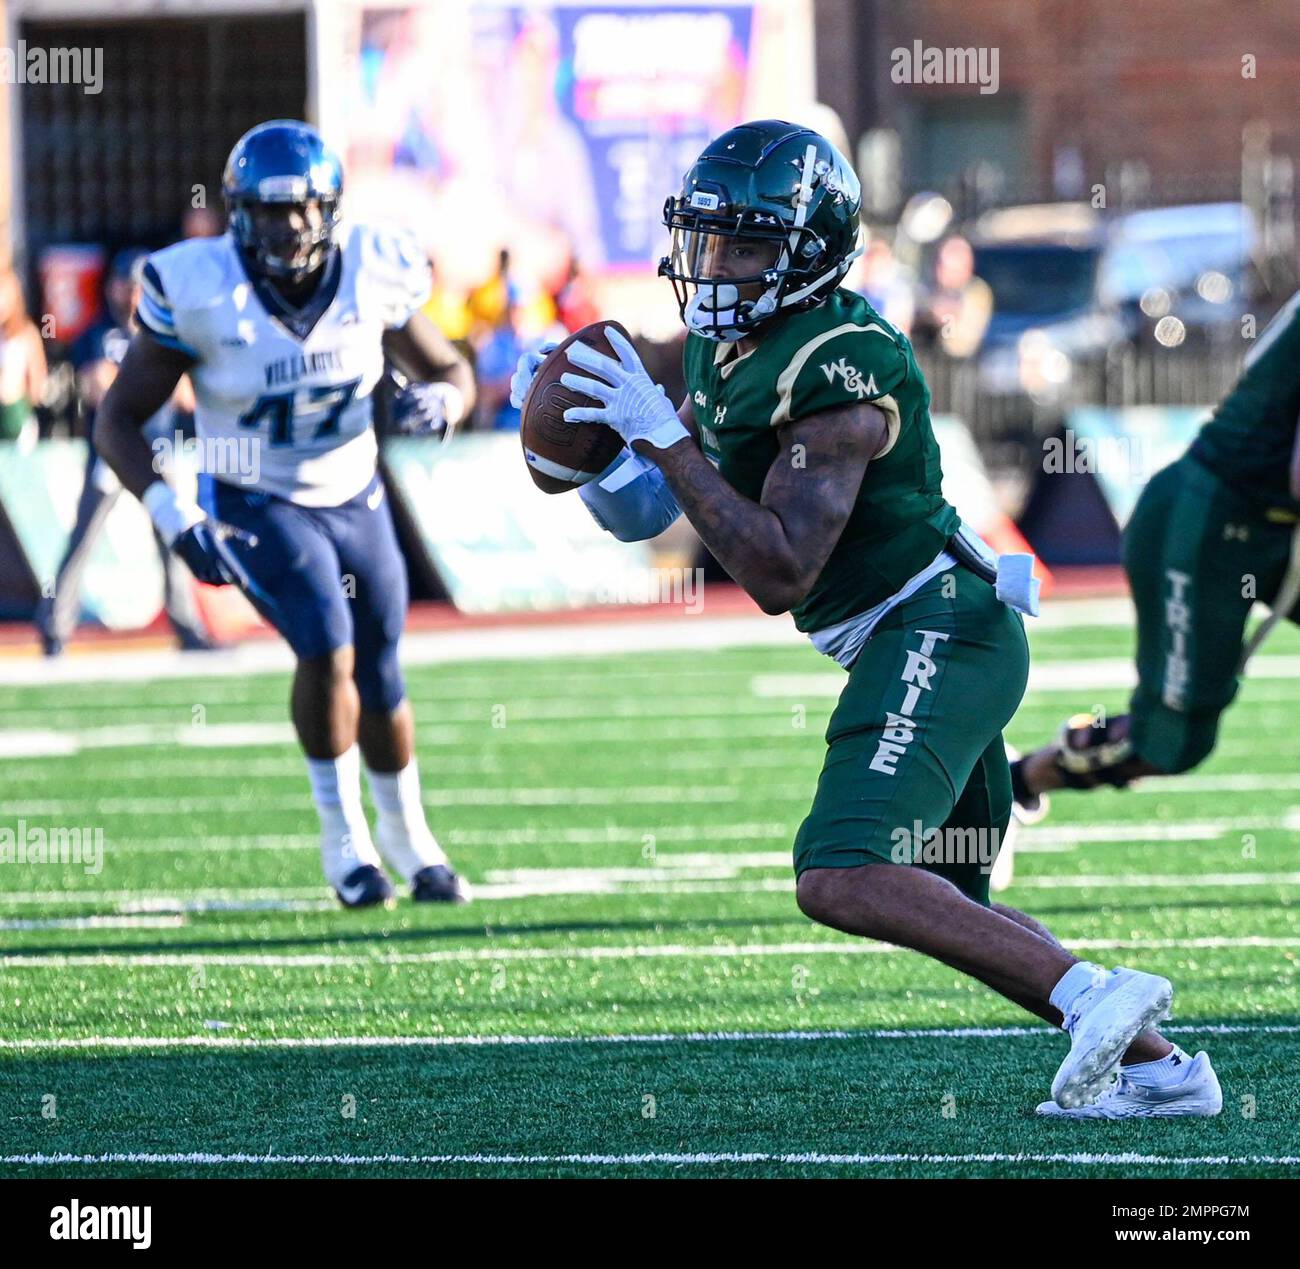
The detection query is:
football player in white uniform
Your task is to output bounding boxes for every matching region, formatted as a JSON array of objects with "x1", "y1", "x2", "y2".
[{"x1": 96, "y1": 120, "x2": 474, "y2": 907}]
